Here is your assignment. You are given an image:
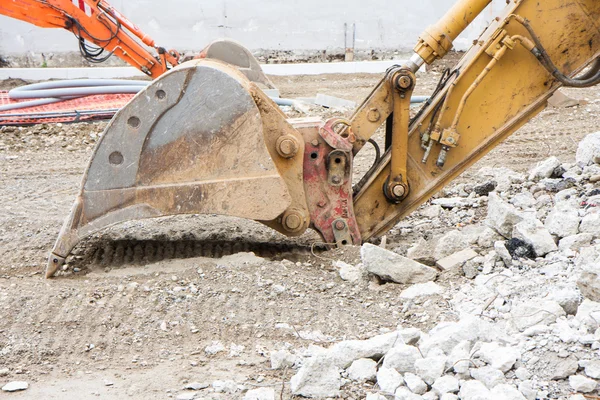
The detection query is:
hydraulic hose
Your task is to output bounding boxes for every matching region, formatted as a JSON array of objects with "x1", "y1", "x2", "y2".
[{"x1": 515, "y1": 17, "x2": 600, "y2": 88}]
